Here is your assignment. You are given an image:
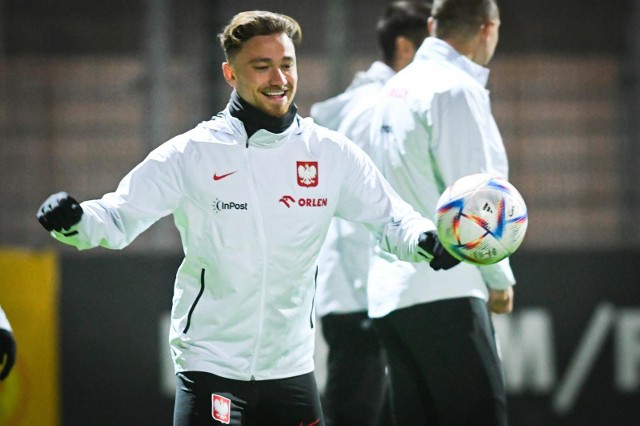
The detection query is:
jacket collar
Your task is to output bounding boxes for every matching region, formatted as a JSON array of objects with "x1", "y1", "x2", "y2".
[
  {"x1": 310, "y1": 61, "x2": 395, "y2": 129},
  {"x1": 416, "y1": 37, "x2": 490, "y2": 87},
  {"x1": 203, "y1": 107, "x2": 306, "y2": 148},
  {"x1": 346, "y1": 61, "x2": 395, "y2": 91}
]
